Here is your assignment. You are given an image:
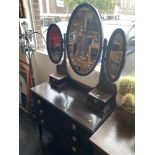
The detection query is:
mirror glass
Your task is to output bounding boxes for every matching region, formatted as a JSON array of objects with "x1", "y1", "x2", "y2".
[
  {"x1": 66, "y1": 3, "x2": 103, "y2": 76},
  {"x1": 46, "y1": 24, "x2": 63, "y2": 64},
  {"x1": 105, "y1": 28, "x2": 126, "y2": 82}
]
